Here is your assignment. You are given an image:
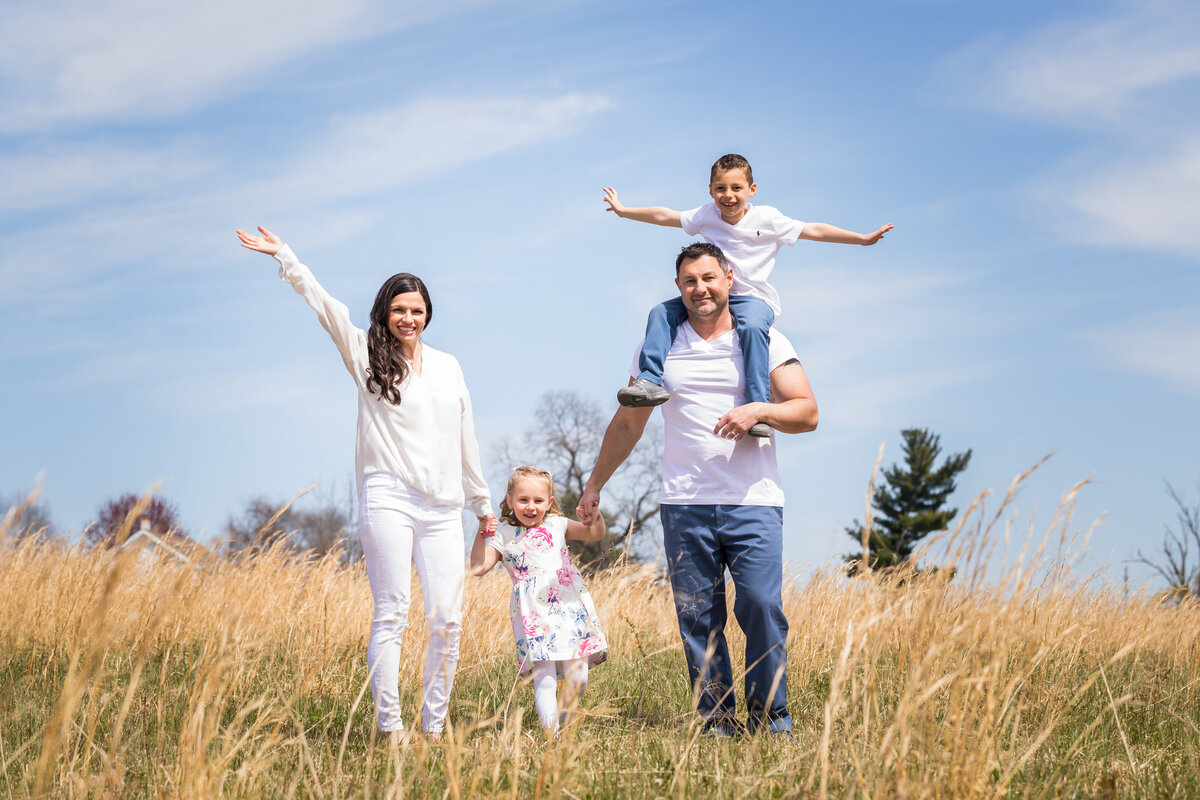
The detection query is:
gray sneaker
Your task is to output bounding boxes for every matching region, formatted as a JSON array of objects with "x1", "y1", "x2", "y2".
[
  {"x1": 748, "y1": 422, "x2": 771, "y2": 438},
  {"x1": 617, "y1": 378, "x2": 670, "y2": 407},
  {"x1": 702, "y1": 720, "x2": 742, "y2": 738}
]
